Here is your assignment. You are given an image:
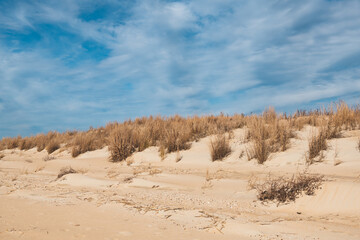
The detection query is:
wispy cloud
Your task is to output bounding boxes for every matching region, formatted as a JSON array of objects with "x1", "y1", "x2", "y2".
[{"x1": 1, "y1": 0, "x2": 360, "y2": 137}]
